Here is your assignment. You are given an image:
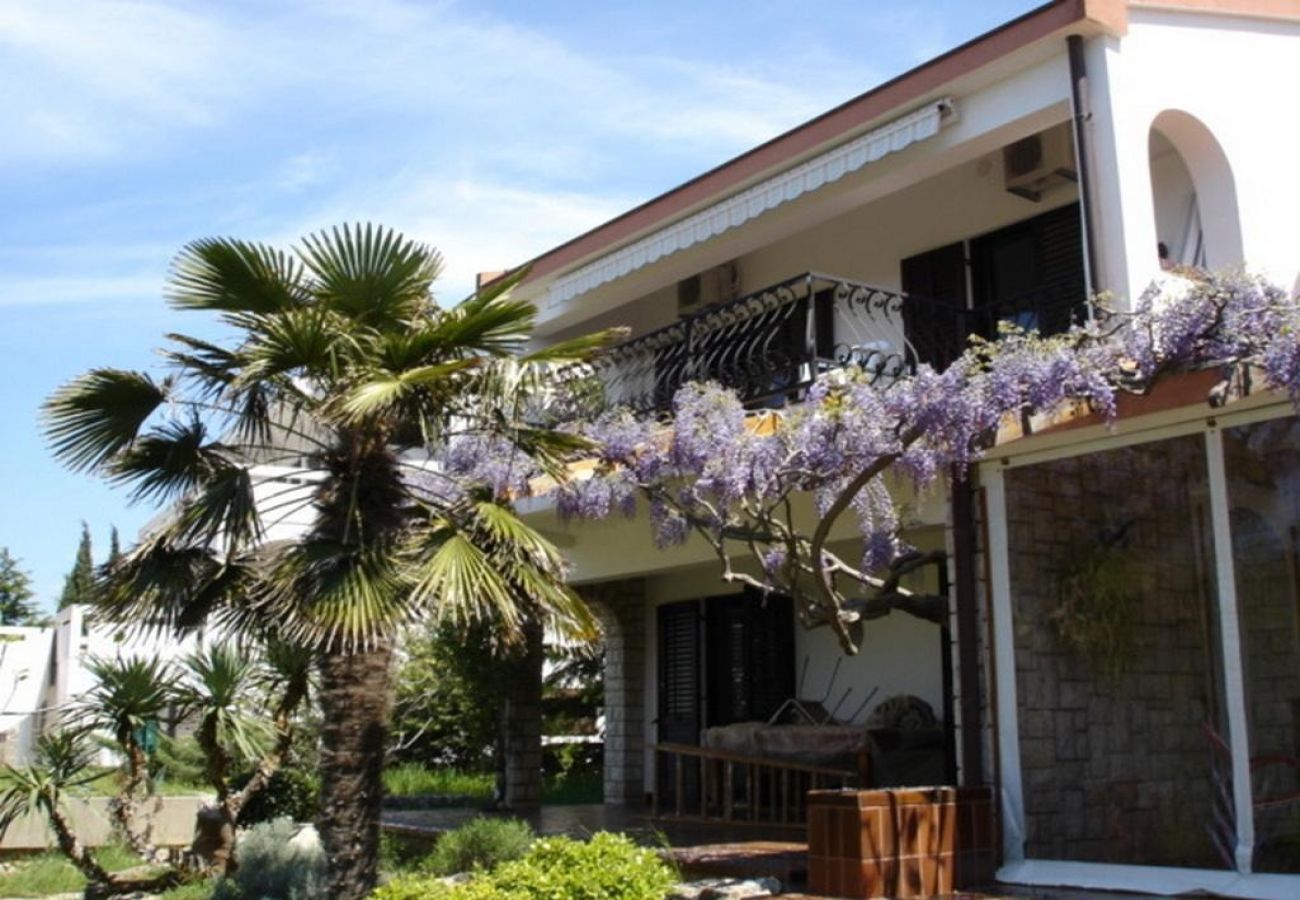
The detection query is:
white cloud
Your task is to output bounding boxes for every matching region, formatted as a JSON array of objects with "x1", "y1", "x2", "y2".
[
  {"x1": 0, "y1": 0, "x2": 865, "y2": 167},
  {"x1": 272, "y1": 175, "x2": 638, "y2": 303},
  {"x1": 0, "y1": 1, "x2": 239, "y2": 164}
]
